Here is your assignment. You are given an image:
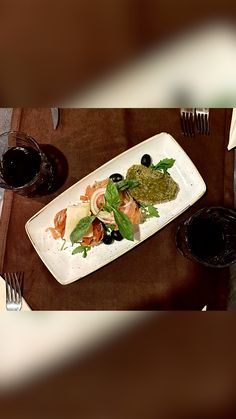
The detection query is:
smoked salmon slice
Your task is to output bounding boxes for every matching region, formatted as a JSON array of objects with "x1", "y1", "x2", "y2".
[
  {"x1": 82, "y1": 219, "x2": 104, "y2": 246},
  {"x1": 46, "y1": 208, "x2": 67, "y2": 239}
]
